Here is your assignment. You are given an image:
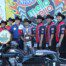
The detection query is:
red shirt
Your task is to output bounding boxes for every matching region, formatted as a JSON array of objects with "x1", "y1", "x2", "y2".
[
  {"x1": 18, "y1": 29, "x2": 23, "y2": 36},
  {"x1": 0, "y1": 27, "x2": 6, "y2": 32},
  {"x1": 56, "y1": 21, "x2": 64, "y2": 43},
  {"x1": 46, "y1": 22, "x2": 54, "y2": 43},
  {"x1": 36, "y1": 22, "x2": 43, "y2": 43},
  {"x1": 6, "y1": 26, "x2": 11, "y2": 31}
]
